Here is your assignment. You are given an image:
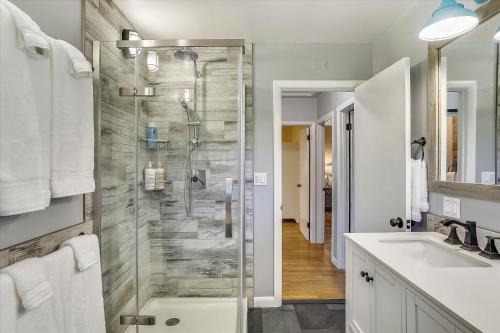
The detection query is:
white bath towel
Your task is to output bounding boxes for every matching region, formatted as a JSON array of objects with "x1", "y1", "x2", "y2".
[
  {"x1": 0, "y1": 0, "x2": 50, "y2": 57},
  {"x1": 411, "y1": 159, "x2": 423, "y2": 222},
  {"x1": 43, "y1": 241, "x2": 105, "y2": 333},
  {"x1": 61, "y1": 234, "x2": 99, "y2": 271},
  {"x1": 0, "y1": 2, "x2": 51, "y2": 215},
  {"x1": 49, "y1": 38, "x2": 95, "y2": 198},
  {"x1": 419, "y1": 160, "x2": 429, "y2": 213},
  {"x1": 0, "y1": 273, "x2": 59, "y2": 333},
  {"x1": 0, "y1": 258, "x2": 54, "y2": 310}
]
